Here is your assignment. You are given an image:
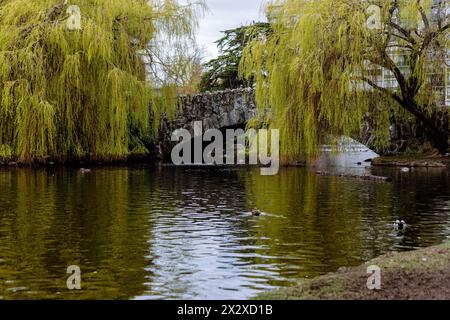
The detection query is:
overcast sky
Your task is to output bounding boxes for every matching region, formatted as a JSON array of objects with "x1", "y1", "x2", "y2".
[{"x1": 197, "y1": 0, "x2": 267, "y2": 61}]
